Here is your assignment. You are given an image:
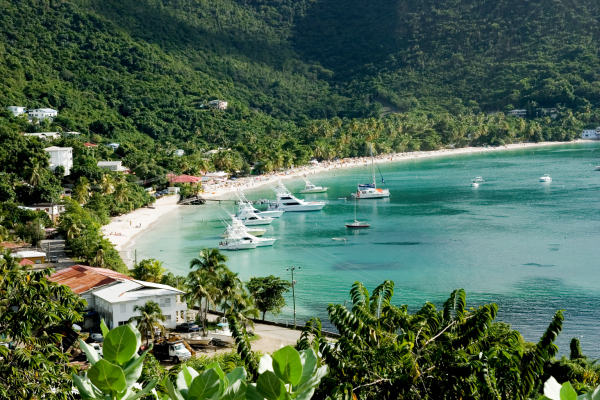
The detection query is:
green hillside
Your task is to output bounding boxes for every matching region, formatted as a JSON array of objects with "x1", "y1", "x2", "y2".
[{"x1": 294, "y1": 0, "x2": 600, "y2": 113}]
